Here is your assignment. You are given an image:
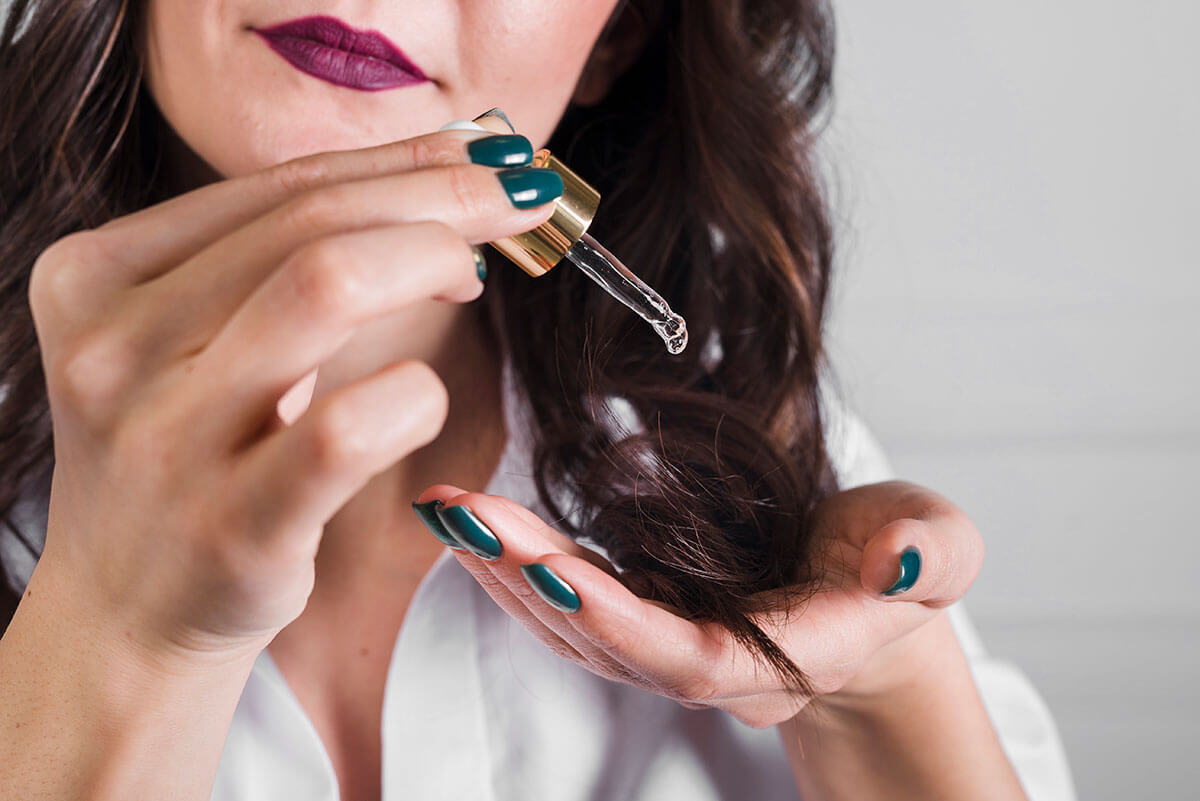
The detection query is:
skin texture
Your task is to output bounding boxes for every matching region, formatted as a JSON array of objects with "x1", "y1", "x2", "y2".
[{"x1": 0, "y1": 3, "x2": 1025, "y2": 800}]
